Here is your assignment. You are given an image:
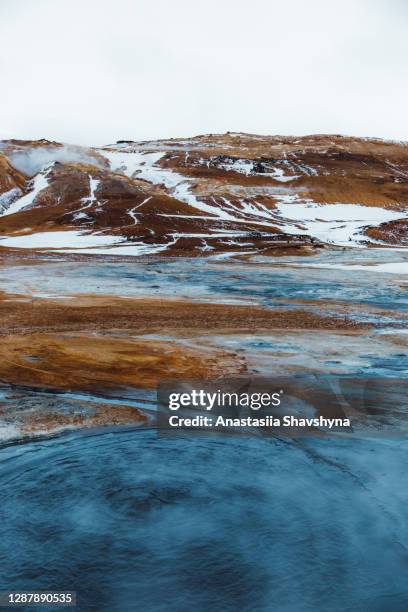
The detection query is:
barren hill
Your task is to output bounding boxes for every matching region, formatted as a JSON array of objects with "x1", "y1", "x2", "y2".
[{"x1": 0, "y1": 133, "x2": 407, "y2": 256}]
